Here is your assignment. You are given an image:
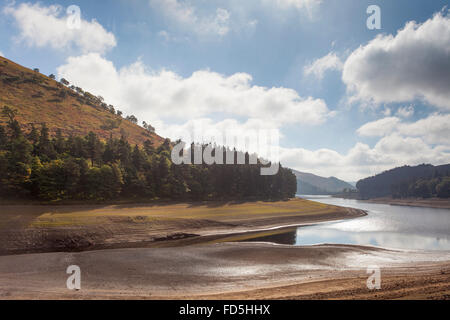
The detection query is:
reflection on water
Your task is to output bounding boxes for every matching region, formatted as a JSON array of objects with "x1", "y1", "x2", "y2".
[
  {"x1": 242, "y1": 230, "x2": 297, "y2": 245},
  {"x1": 247, "y1": 196, "x2": 450, "y2": 251}
]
